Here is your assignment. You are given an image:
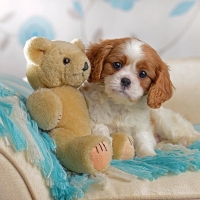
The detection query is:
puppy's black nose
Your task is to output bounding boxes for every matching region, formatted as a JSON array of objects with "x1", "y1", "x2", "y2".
[
  {"x1": 82, "y1": 62, "x2": 89, "y2": 71},
  {"x1": 121, "y1": 77, "x2": 131, "y2": 87}
]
